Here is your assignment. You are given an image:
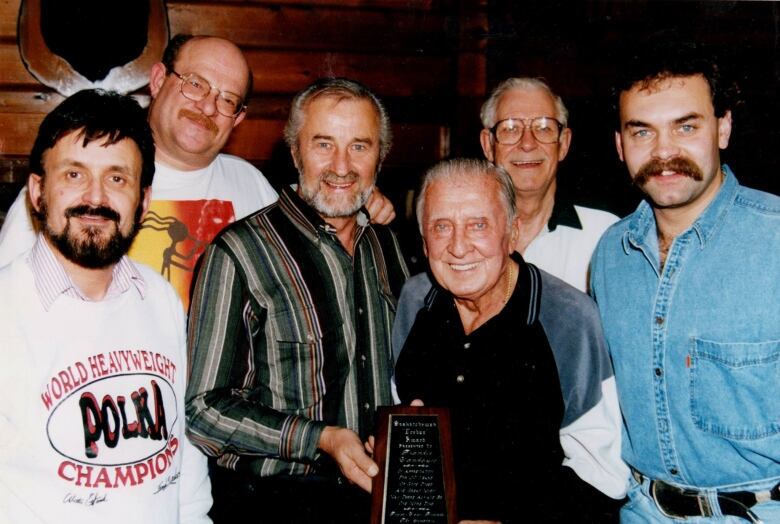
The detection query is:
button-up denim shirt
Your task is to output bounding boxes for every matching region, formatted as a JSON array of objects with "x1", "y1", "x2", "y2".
[{"x1": 590, "y1": 167, "x2": 780, "y2": 490}]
